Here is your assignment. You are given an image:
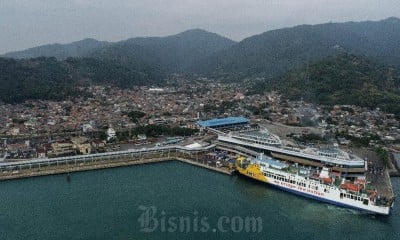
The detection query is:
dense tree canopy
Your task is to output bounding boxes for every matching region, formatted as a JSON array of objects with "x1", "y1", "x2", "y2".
[{"x1": 250, "y1": 54, "x2": 400, "y2": 115}]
